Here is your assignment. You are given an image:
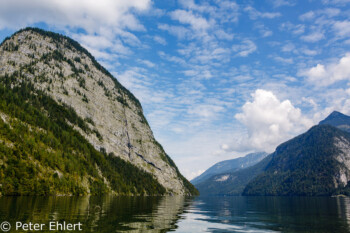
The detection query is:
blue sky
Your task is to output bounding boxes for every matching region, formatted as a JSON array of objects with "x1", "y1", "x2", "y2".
[{"x1": 1, "y1": 0, "x2": 350, "y2": 179}]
